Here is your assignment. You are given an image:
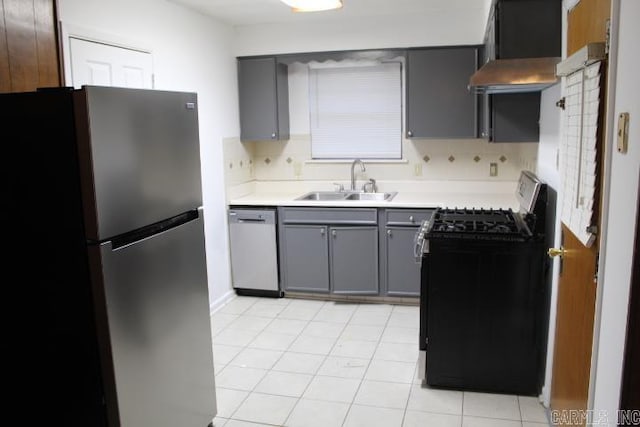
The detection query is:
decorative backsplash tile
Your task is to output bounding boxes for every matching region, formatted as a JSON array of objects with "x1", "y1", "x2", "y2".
[{"x1": 222, "y1": 135, "x2": 538, "y2": 188}]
